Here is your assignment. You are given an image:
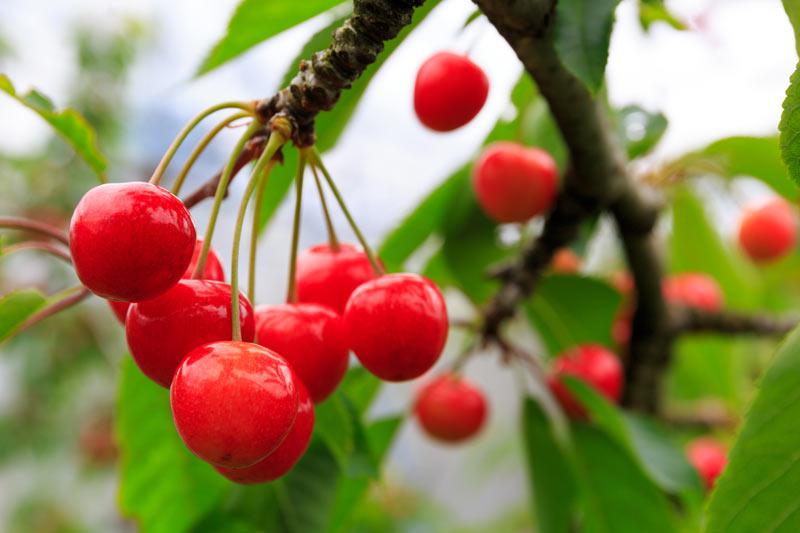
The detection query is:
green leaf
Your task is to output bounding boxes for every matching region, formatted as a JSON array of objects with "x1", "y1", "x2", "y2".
[
  {"x1": 0, "y1": 289, "x2": 46, "y2": 343},
  {"x1": 314, "y1": 393, "x2": 355, "y2": 469},
  {"x1": 525, "y1": 275, "x2": 621, "y2": 356},
  {"x1": 563, "y1": 377, "x2": 629, "y2": 445},
  {"x1": 780, "y1": 64, "x2": 800, "y2": 187},
  {"x1": 196, "y1": 0, "x2": 345, "y2": 76},
  {"x1": 554, "y1": 0, "x2": 622, "y2": 92},
  {"x1": 571, "y1": 423, "x2": 676, "y2": 533},
  {"x1": 613, "y1": 104, "x2": 668, "y2": 159},
  {"x1": 521, "y1": 398, "x2": 578, "y2": 533},
  {"x1": 782, "y1": 0, "x2": 800, "y2": 57},
  {"x1": 638, "y1": 0, "x2": 686, "y2": 32},
  {"x1": 0, "y1": 74, "x2": 107, "y2": 181},
  {"x1": 707, "y1": 325, "x2": 800, "y2": 532},
  {"x1": 117, "y1": 357, "x2": 228, "y2": 533}
]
